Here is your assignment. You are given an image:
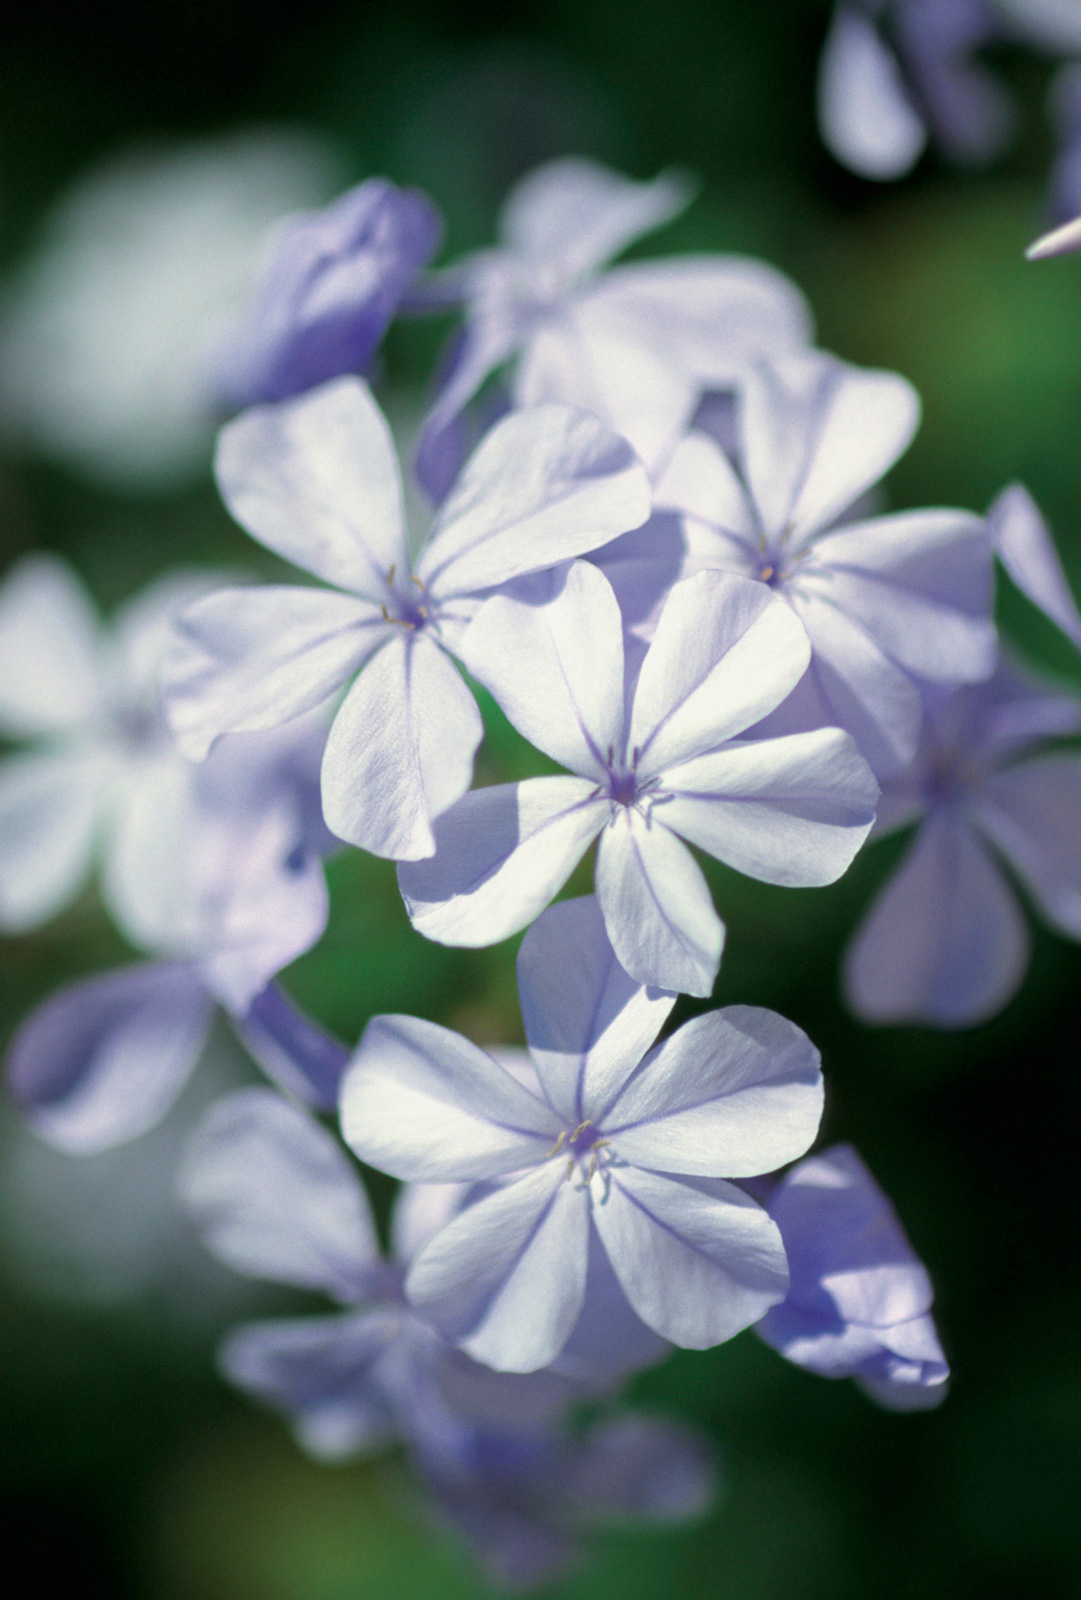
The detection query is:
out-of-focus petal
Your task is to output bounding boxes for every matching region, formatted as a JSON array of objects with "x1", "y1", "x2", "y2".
[
  {"x1": 0, "y1": 554, "x2": 105, "y2": 735},
  {"x1": 418, "y1": 405, "x2": 650, "y2": 601},
  {"x1": 977, "y1": 755, "x2": 1081, "y2": 938},
  {"x1": 817, "y1": 6, "x2": 928, "y2": 180},
  {"x1": 0, "y1": 748, "x2": 110, "y2": 931},
  {"x1": 215, "y1": 377, "x2": 409, "y2": 594},
  {"x1": 592, "y1": 1167, "x2": 789, "y2": 1348},
  {"x1": 659, "y1": 727, "x2": 878, "y2": 886},
  {"x1": 1027, "y1": 212, "x2": 1081, "y2": 260},
  {"x1": 165, "y1": 585, "x2": 384, "y2": 759},
  {"x1": 843, "y1": 811, "x2": 1031, "y2": 1026},
  {"x1": 567, "y1": 1413, "x2": 716, "y2": 1524},
  {"x1": 341, "y1": 1014, "x2": 560, "y2": 1181},
  {"x1": 595, "y1": 809, "x2": 723, "y2": 997},
  {"x1": 398, "y1": 778, "x2": 608, "y2": 948},
  {"x1": 461, "y1": 562, "x2": 625, "y2": 779},
  {"x1": 631, "y1": 573, "x2": 812, "y2": 776},
  {"x1": 181, "y1": 1087, "x2": 383, "y2": 1300},
  {"x1": 321, "y1": 632, "x2": 482, "y2": 859},
  {"x1": 603, "y1": 1006, "x2": 822, "y2": 1177},
  {"x1": 989, "y1": 483, "x2": 1081, "y2": 648},
  {"x1": 8, "y1": 961, "x2": 213, "y2": 1153},
  {"x1": 406, "y1": 1162, "x2": 590, "y2": 1373},
  {"x1": 517, "y1": 895, "x2": 675, "y2": 1124}
]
